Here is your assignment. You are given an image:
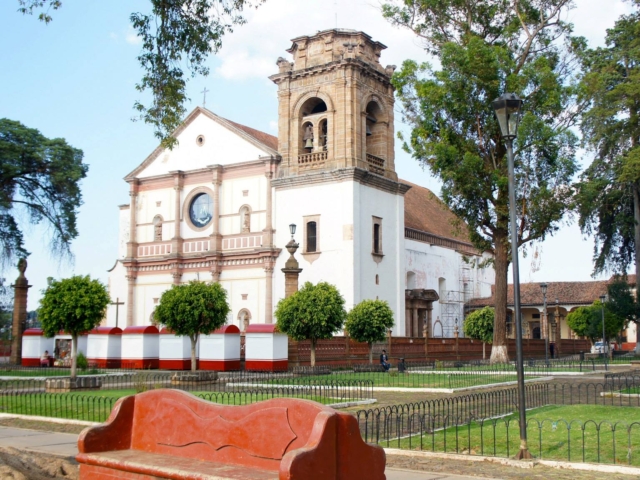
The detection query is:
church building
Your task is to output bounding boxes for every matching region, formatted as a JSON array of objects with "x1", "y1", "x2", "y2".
[{"x1": 106, "y1": 29, "x2": 495, "y2": 337}]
